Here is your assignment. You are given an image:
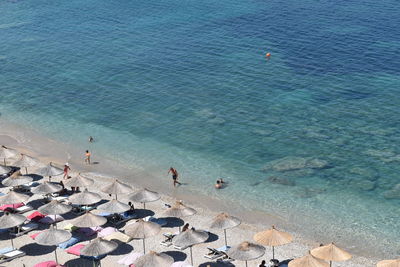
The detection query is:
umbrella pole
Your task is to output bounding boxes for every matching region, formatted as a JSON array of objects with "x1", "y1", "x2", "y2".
[
  {"x1": 245, "y1": 260, "x2": 248, "y2": 267},
  {"x1": 143, "y1": 203, "x2": 146, "y2": 209},
  {"x1": 272, "y1": 246, "x2": 275, "y2": 259},
  {"x1": 3, "y1": 158, "x2": 6, "y2": 166},
  {"x1": 330, "y1": 261, "x2": 332, "y2": 267},
  {"x1": 115, "y1": 194, "x2": 118, "y2": 200},
  {"x1": 142, "y1": 239, "x2": 146, "y2": 254},
  {"x1": 49, "y1": 176, "x2": 52, "y2": 182},
  {"x1": 224, "y1": 229, "x2": 227, "y2": 246},
  {"x1": 190, "y1": 246, "x2": 193, "y2": 265},
  {"x1": 54, "y1": 247, "x2": 58, "y2": 263},
  {"x1": 10, "y1": 235, "x2": 14, "y2": 249}
]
